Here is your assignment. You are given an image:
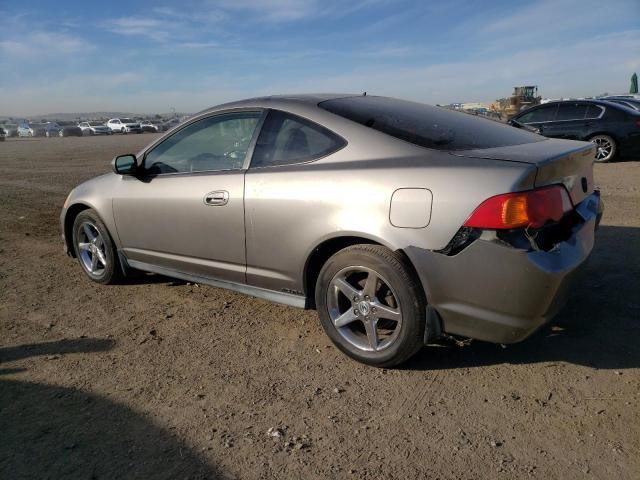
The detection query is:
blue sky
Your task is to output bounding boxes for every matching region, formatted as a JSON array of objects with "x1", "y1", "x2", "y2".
[{"x1": 1, "y1": 0, "x2": 638, "y2": 115}]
